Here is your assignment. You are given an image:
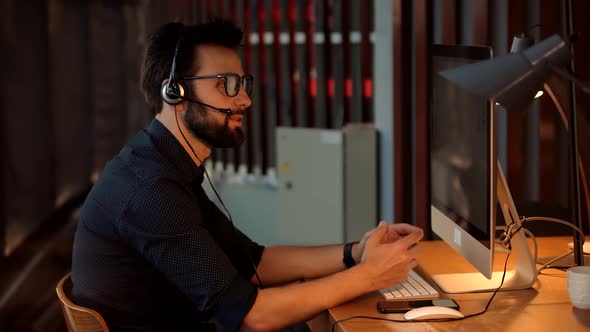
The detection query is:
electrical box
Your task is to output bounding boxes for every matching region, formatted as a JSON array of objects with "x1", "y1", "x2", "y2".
[{"x1": 276, "y1": 125, "x2": 378, "y2": 245}]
